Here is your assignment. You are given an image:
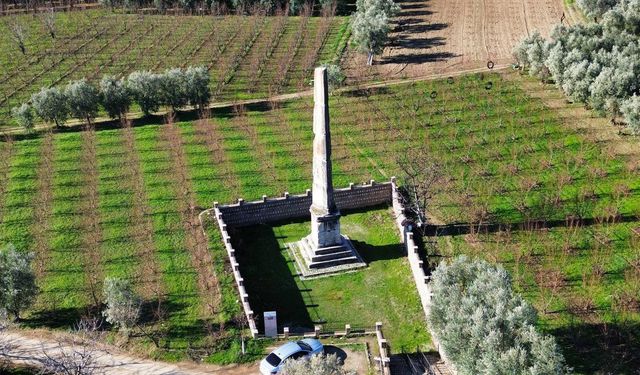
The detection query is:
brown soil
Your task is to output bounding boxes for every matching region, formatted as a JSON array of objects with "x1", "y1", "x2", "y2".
[{"x1": 345, "y1": 0, "x2": 570, "y2": 81}]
